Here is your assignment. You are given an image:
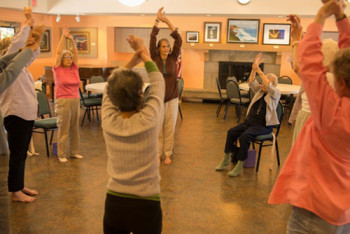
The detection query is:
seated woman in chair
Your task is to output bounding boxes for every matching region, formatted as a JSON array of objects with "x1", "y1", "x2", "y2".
[{"x1": 215, "y1": 53, "x2": 281, "y2": 177}]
